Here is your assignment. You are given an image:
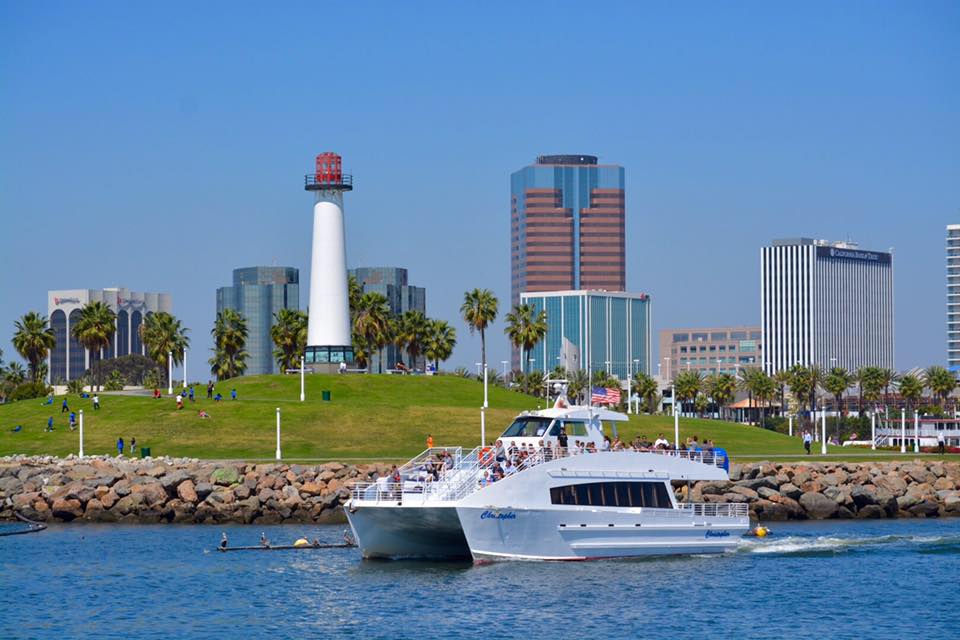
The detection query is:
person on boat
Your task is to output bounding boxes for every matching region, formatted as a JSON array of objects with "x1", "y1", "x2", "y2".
[
  {"x1": 503, "y1": 458, "x2": 516, "y2": 476},
  {"x1": 219, "y1": 532, "x2": 228, "y2": 550},
  {"x1": 260, "y1": 532, "x2": 270, "y2": 547},
  {"x1": 494, "y1": 439, "x2": 505, "y2": 462},
  {"x1": 557, "y1": 427, "x2": 568, "y2": 454},
  {"x1": 654, "y1": 433, "x2": 670, "y2": 449},
  {"x1": 611, "y1": 436, "x2": 623, "y2": 450},
  {"x1": 601, "y1": 436, "x2": 611, "y2": 451}
]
